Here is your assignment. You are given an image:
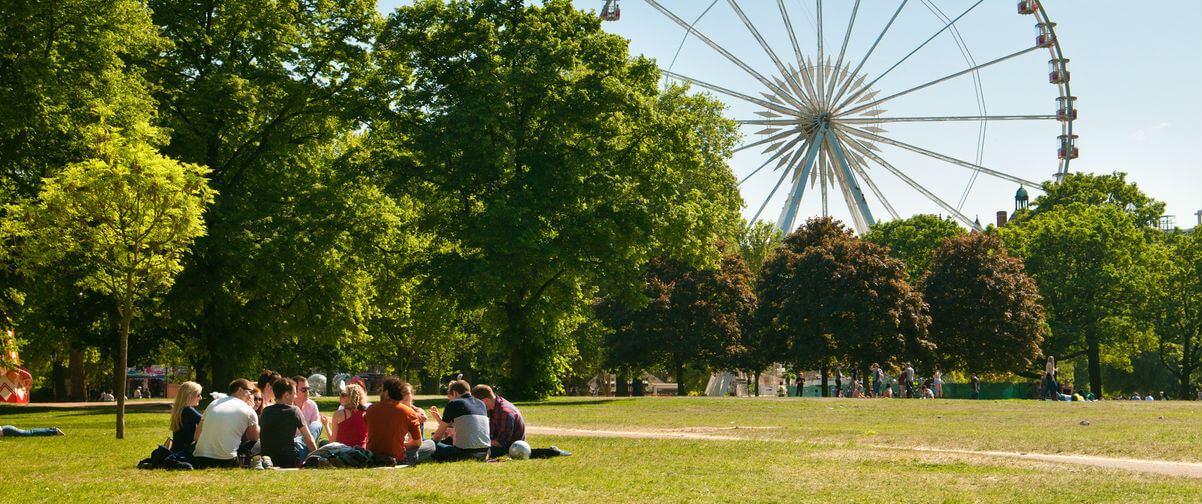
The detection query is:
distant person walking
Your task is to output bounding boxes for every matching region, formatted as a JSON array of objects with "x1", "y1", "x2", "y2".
[
  {"x1": 1043, "y1": 356, "x2": 1059, "y2": 401},
  {"x1": 932, "y1": 367, "x2": 943, "y2": 398},
  {"x1": 870, "y1": 363, "x2": 883, "y2": 398},
  {"x1": 834, "y1": 364, "x2": 843, "y2": 397},
  {"x1": 971, "y1": 374, "x2": 981, "y2": 400},
  {"x1": 904, "y1": 363, "x2": 915, "y2": 398}
]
